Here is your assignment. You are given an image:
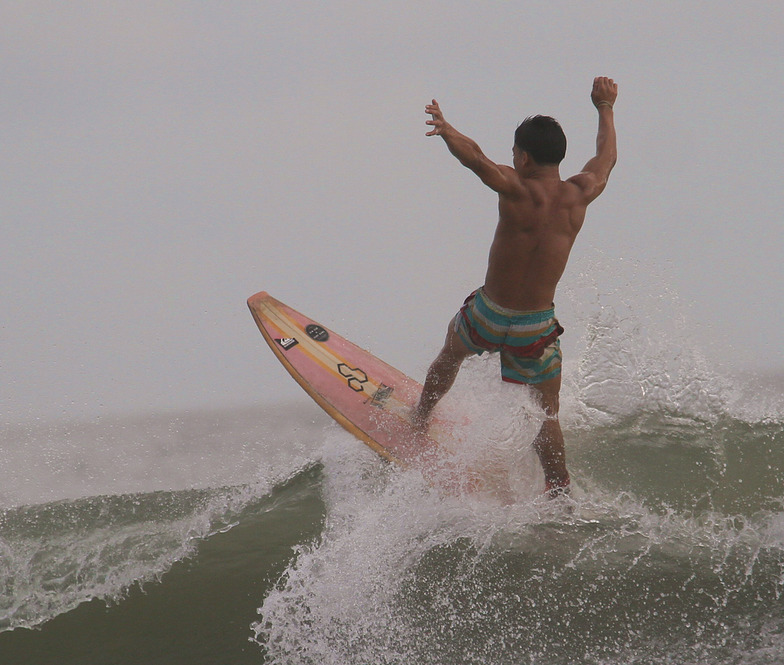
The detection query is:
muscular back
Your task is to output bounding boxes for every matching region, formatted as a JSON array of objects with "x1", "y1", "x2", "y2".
[
  {"x1": 424, "y1": 79, "x2": 617, "y2": 311},
  {"x1": 484, "y1": 177, "x2": 588, "y2": 311}
]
